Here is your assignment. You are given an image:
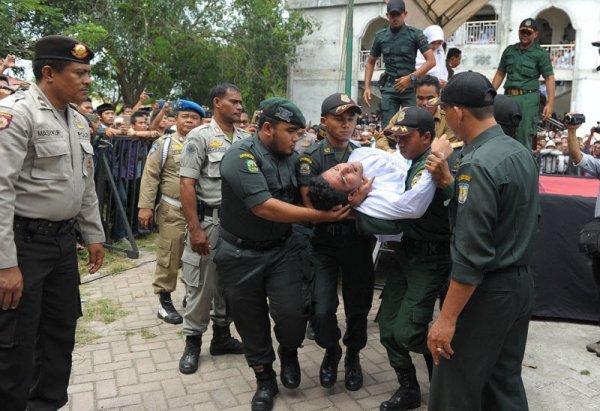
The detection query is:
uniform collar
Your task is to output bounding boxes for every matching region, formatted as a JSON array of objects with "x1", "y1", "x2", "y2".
[
  {"x1": 30, "y1": 84, "x2": 60, "y2": 111},
  {"x1": 170, "y1": 131, "x2": 184, "y2": 143},
  {"x1": 433, "y1": 106, "x2": 442, "y2": 122},
  {"x1": 209, "y1": 118, "x2": 245, "y2": 141},
  {"x1": 410, "y1": 148, "x2": 431, "y2": 171},
  {"x1": 322, "y1": 137, "x2": 354, "y2": 155},
  {"x1": 461, "y1": 124, "x2": 504, "y2": 157}
]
